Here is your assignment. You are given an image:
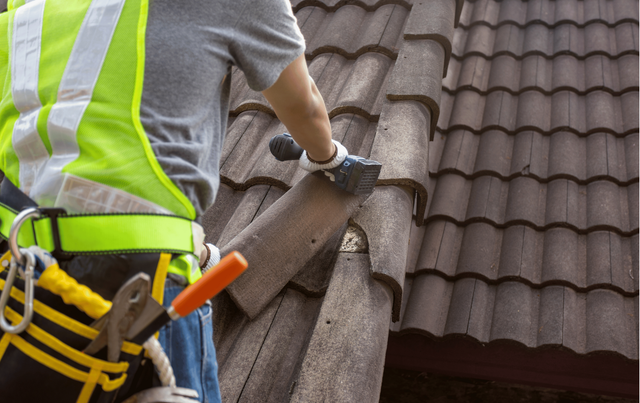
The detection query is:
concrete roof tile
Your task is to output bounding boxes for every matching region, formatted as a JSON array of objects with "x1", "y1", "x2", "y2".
[
  {"x1": 400, "y1": 274, "x2": 453, "y2": 336},
  {"x1": 620, "y1": 92, "x2": 639, "y2": 132},
  {"x1": 465, "y1": 176, "x2": 509, "y2": 223},
  {"x1": 404, "y1": 0, "x2": 456, "y2": 74},
  {"x1": 541, "y1": 228, "x2": 586, "y2": 285},
  {"x1": 290, "y1": 253, "x2": 393, "y2": 403},
  {"x1": 427, "y1": 173, "x2": 472, "y2": 222},
  {"x1": 504, "y1": 176, "x2": 546, "y2": 225},
  {"x1": 482, "y1": 91, "x2": 518, "y2": 130},
  {"x1": 490, "y1": 282, "x2": 540, "y2": 346},
  {"x1": 536, "y1": 286, "x2": 566, "y2": 346},
  {"x1": 234, "y1": 289, "x2": 322, "y2": 403},
  {"x1": 442, "y1": 277, "x2": 476, "y2": 335},
  {"x1": 548, "y1": 132, "x2": 586, "y2": 180},
  {"x1": 353, "y1": 186, "x2": 414, "y2": 320},
  {"x1": 585, "y1": 289, "x2": 638, "y2": 358},
  {"x1": 456, "y1": 222, "x2": 503, "y2": 278},
  {"x1": 300, "y1": 4, "x2": 408, "y2": 58},
  {"x1": 437, "y1": 129, "x2": 480, "y2": 175},
  {"x1": 444, "y1": 54, "x2": 638, "y2": 95},
  {"x1": 222, "y1": 173, "x2": 367, "y2": 318},
  {"x1": 465, "y1": 279, "x2": 495, "y2": 342},
  {"x1": 386, "y1": 39, "x2": 445, "y2": 126}
]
